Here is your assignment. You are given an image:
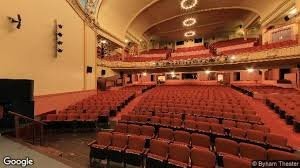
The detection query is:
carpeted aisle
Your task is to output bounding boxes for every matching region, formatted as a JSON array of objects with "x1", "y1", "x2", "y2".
[
  {"x1": 250, "y1": 99, "x2": 300, "y2": 149},
  {"x1": 111, "y1": 91, "x2": 151, "y2": 121}
]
